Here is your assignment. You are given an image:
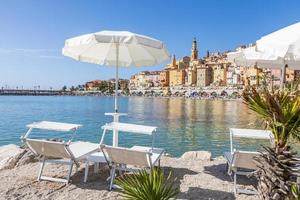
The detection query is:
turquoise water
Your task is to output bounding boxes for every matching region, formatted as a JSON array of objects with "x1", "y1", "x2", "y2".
[{"x1": 0, "y1": 96, "x2": 266, "y2": 157}]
